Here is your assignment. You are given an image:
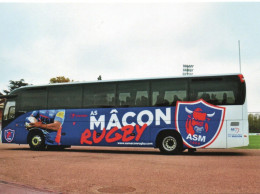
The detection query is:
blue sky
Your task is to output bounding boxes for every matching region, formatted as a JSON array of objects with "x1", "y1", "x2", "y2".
[{"x1": 0, "y1": 2, "x2": 259, "y2": 112}]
